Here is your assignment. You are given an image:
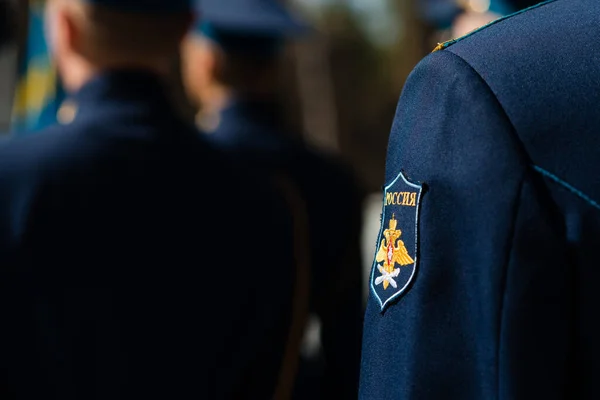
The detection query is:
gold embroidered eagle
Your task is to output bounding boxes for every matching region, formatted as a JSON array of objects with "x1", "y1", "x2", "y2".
[{"x1": 375, "y1": 214, "x2": 414, "y2": 290}]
